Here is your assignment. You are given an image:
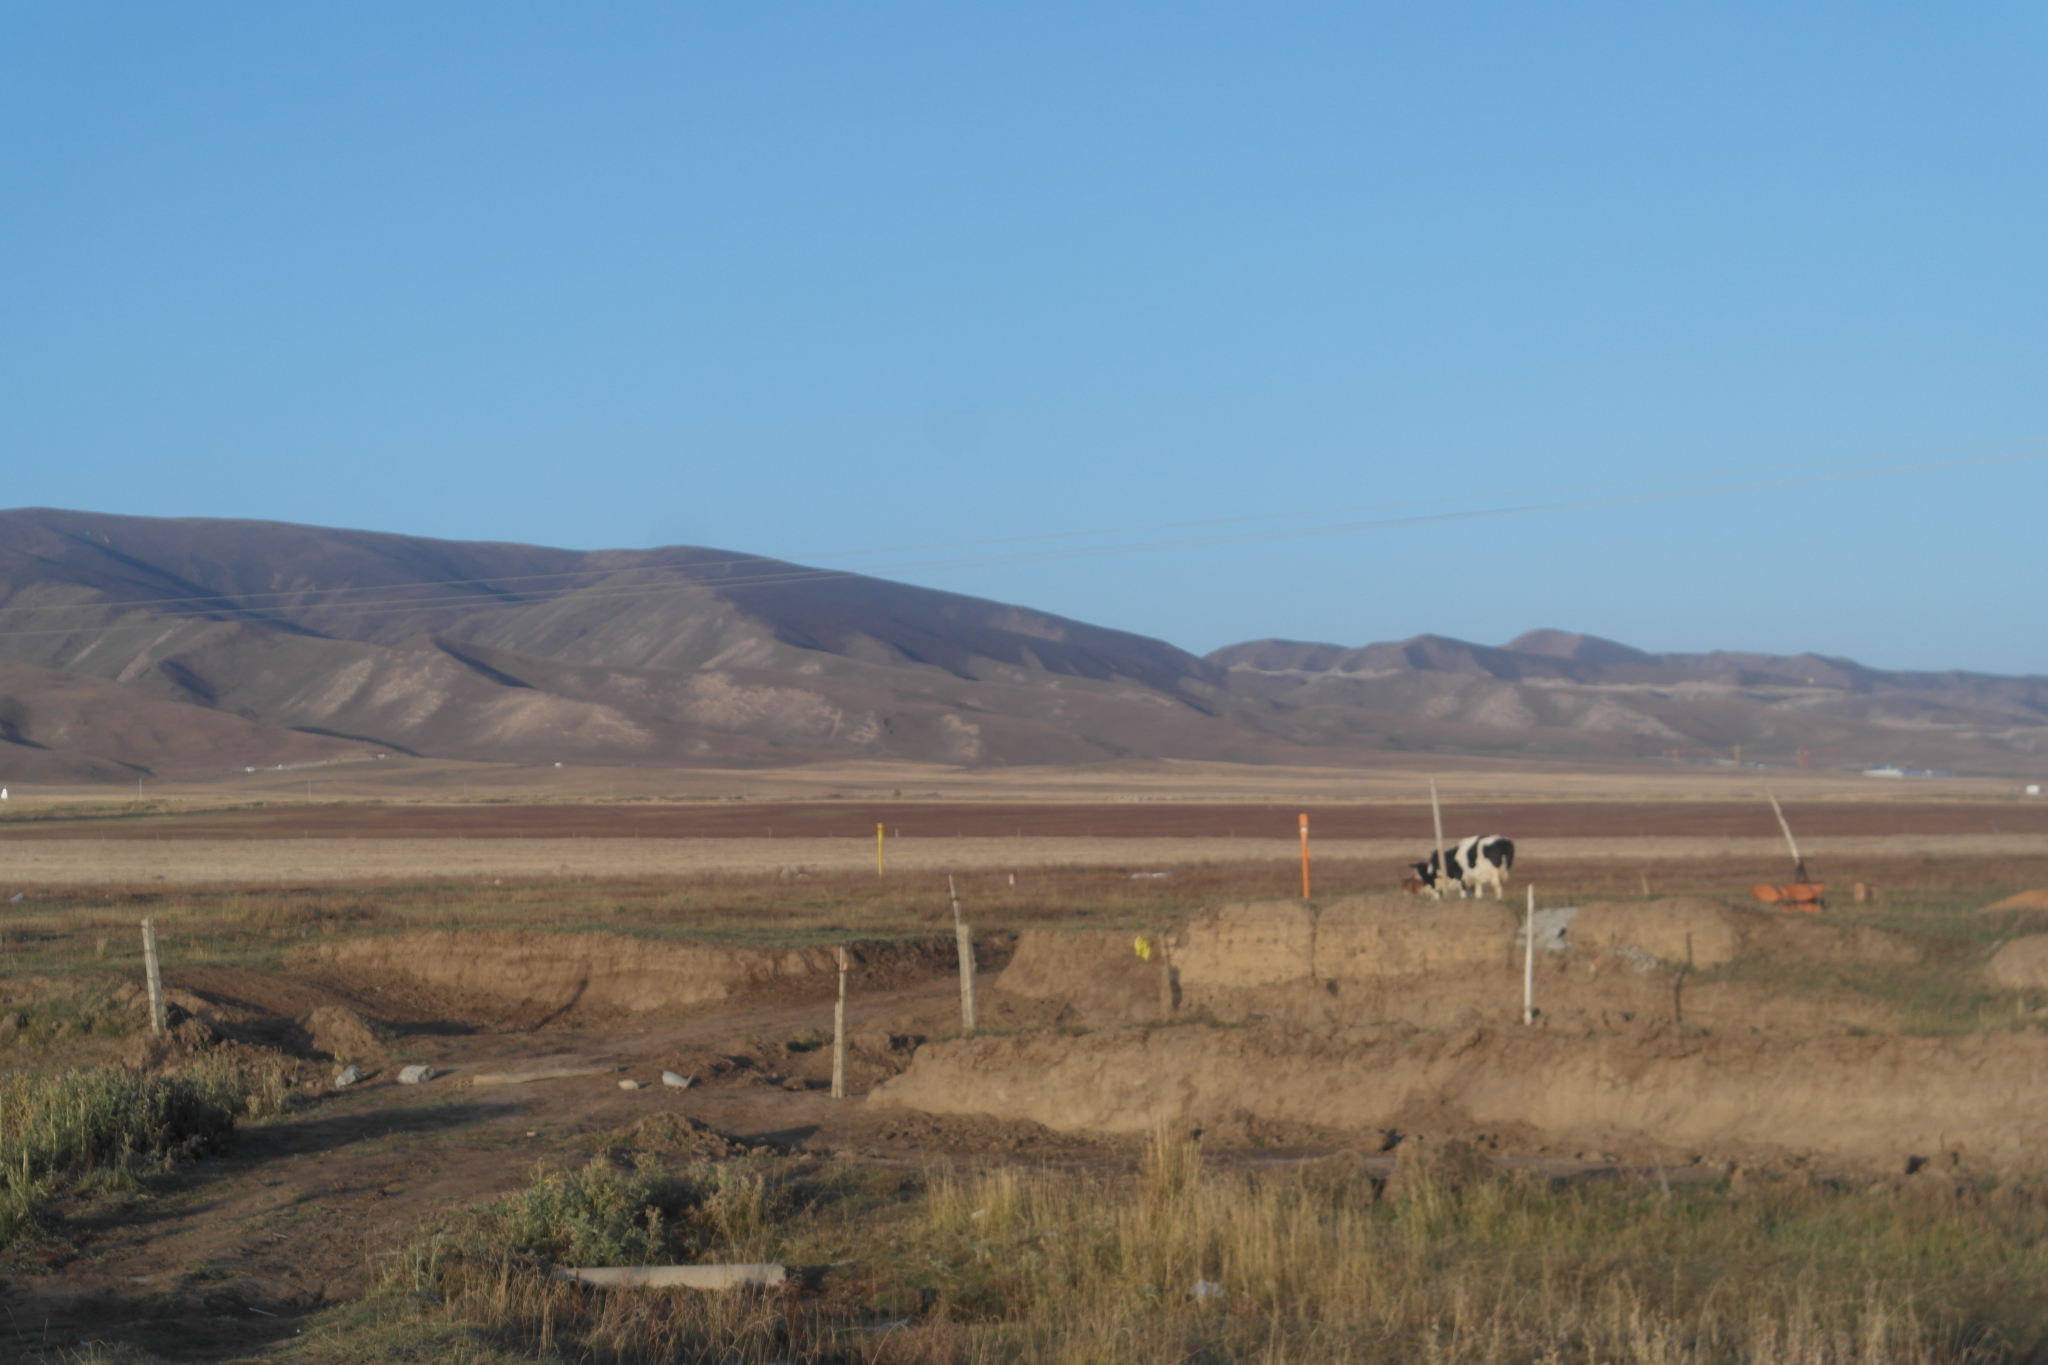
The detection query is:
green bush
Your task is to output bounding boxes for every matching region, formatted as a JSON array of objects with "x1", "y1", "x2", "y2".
[{"x1": 466, "y1": 1156, "x2": 683, "y2": 1268}]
